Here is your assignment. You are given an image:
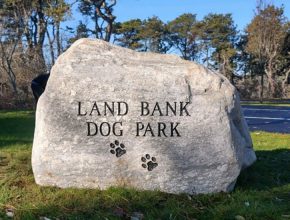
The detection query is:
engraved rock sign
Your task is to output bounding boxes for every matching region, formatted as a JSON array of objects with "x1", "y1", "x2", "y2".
[{"x1": 32, "y1": 39, "x2": 256, "y2": 194}]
